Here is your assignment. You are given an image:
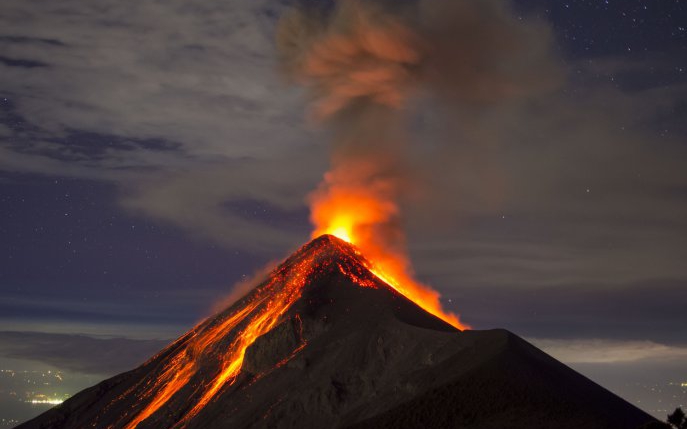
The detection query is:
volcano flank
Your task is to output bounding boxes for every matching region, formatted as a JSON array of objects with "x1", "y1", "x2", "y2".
[{"x1": 17, "y1": 235, "x2": 656, "y2": 429}]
